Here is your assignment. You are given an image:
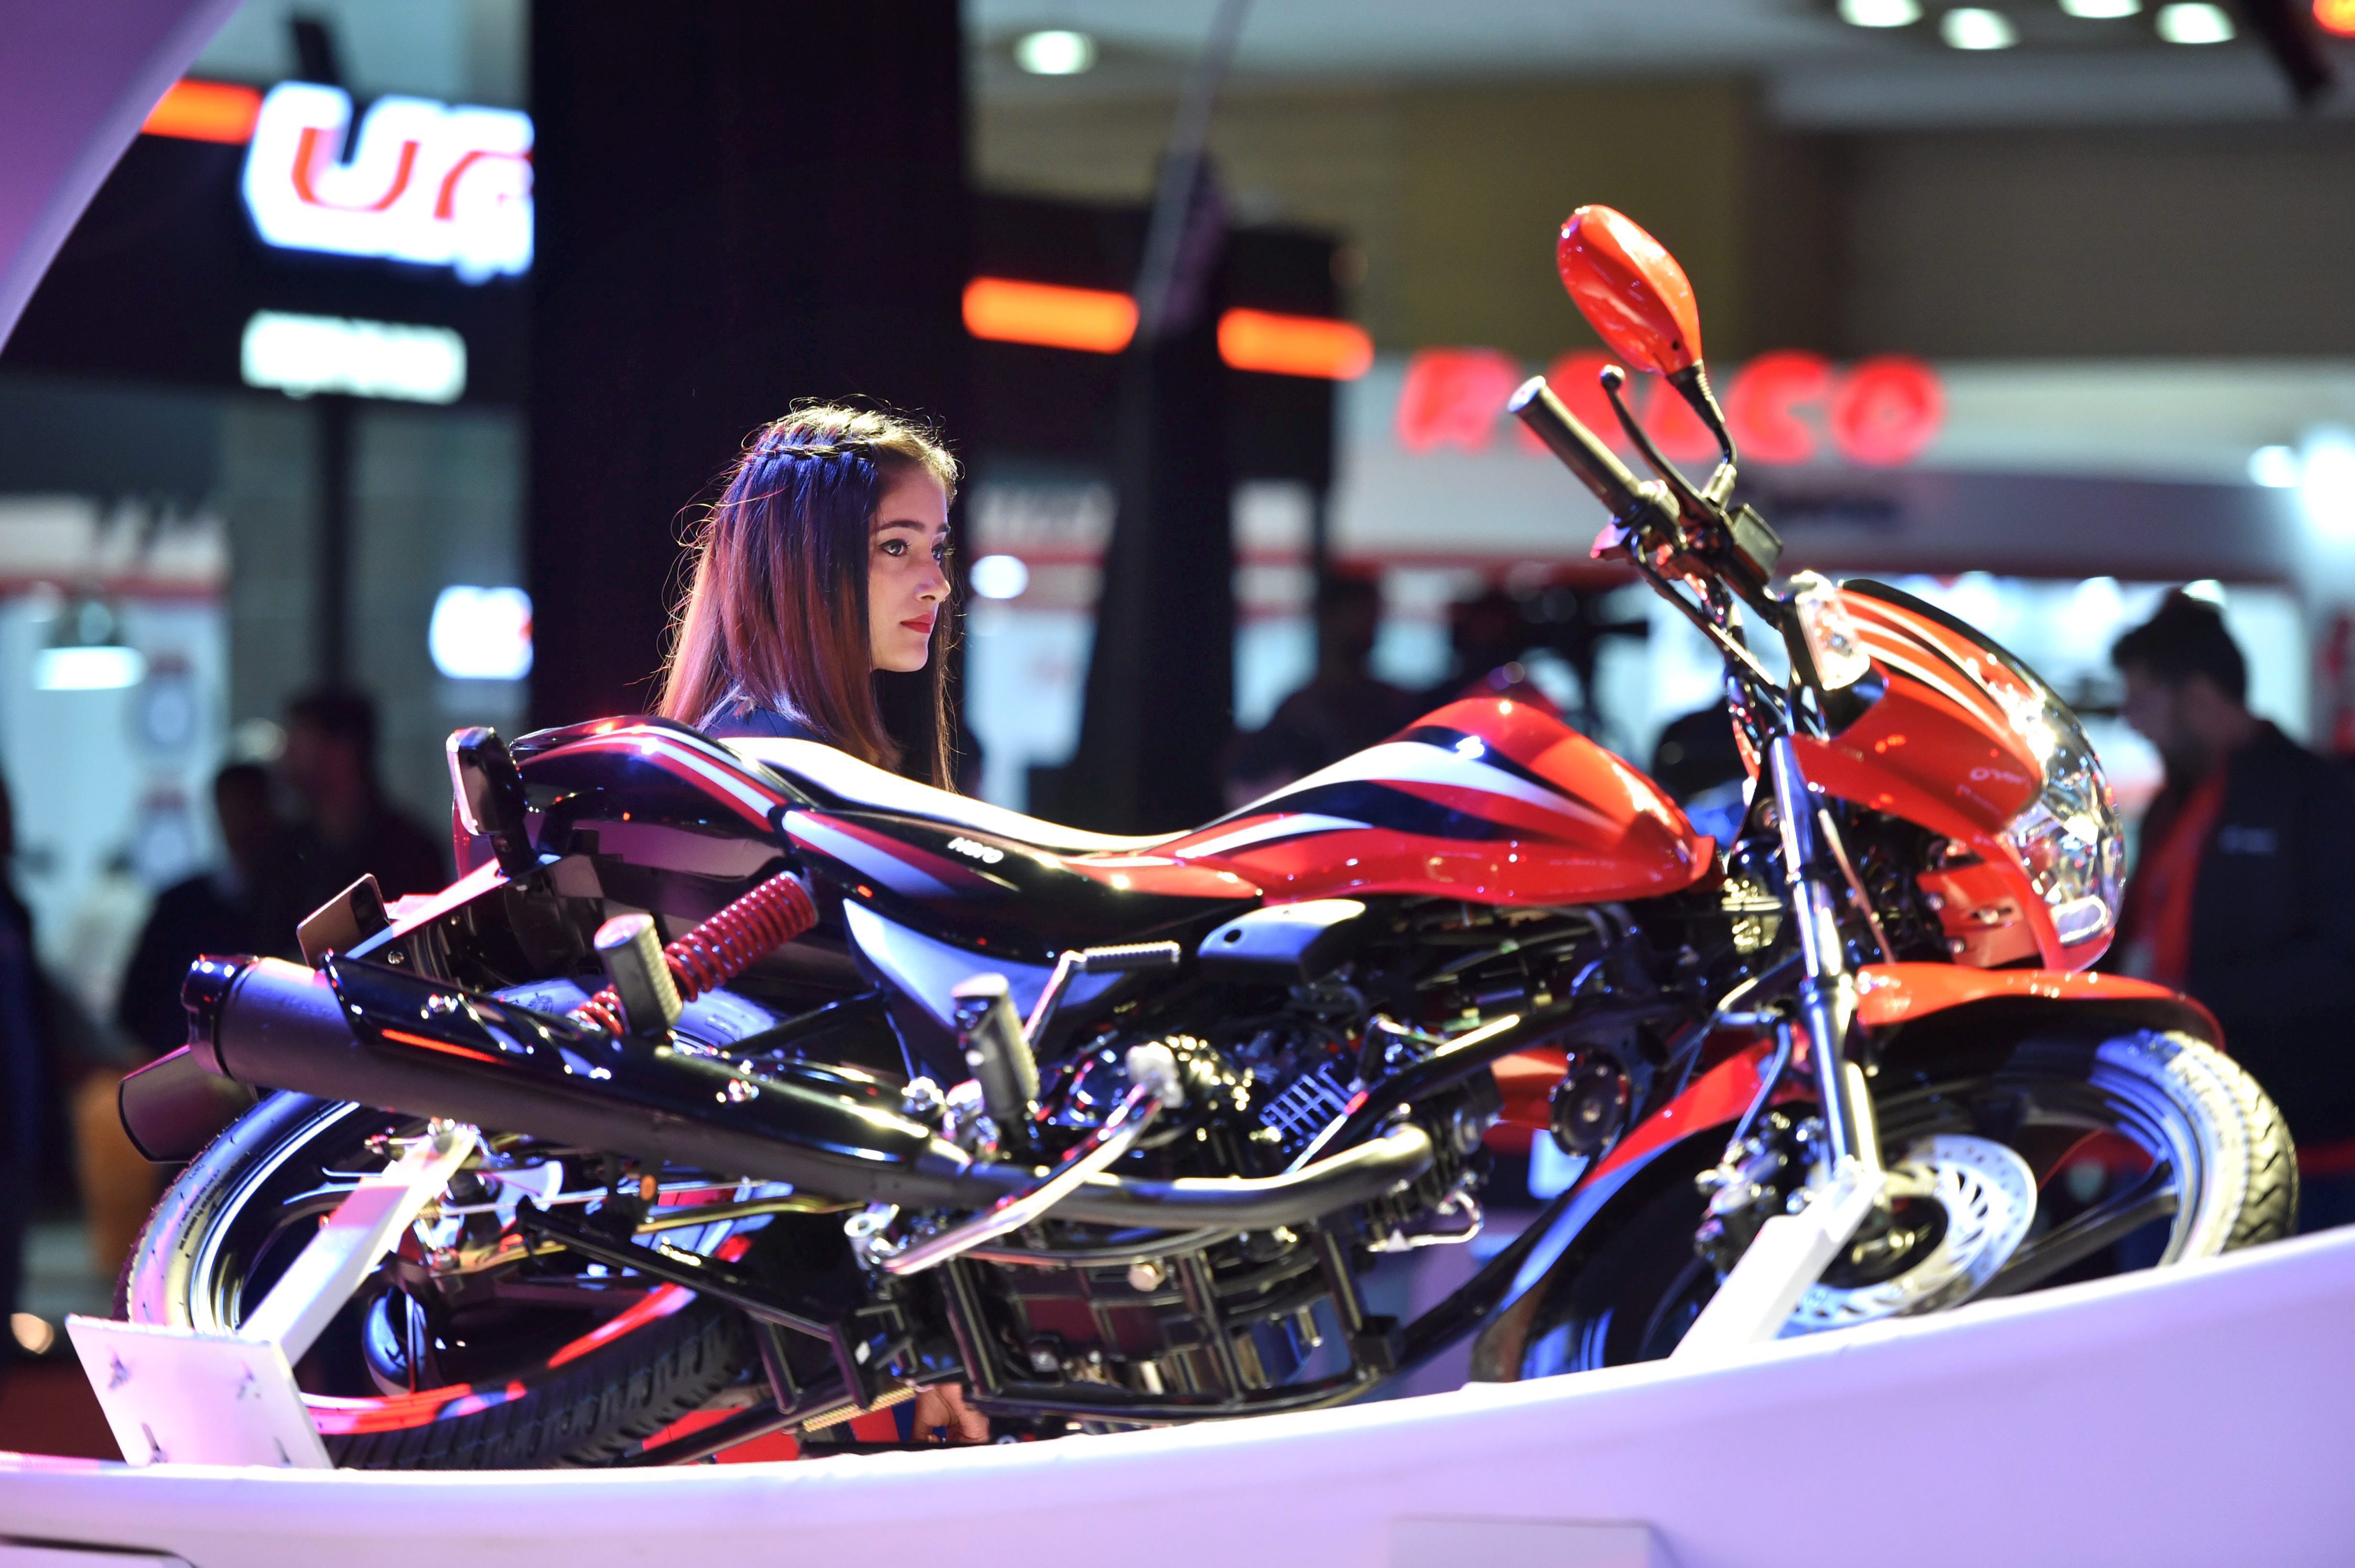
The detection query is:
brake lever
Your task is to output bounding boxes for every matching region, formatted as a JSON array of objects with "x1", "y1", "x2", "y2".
[{"x1": 1600, "y1": 363, "x2": 1713, "y2": 523}]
